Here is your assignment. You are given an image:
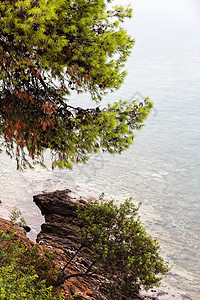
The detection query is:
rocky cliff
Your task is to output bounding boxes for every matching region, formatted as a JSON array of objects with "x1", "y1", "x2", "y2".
[
  {"x1": 34, "y1": 189, "x2": 108, "y2": 300},
  {"x1": 33, "y1": 189, "x2": 158, "y2": 300}
]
